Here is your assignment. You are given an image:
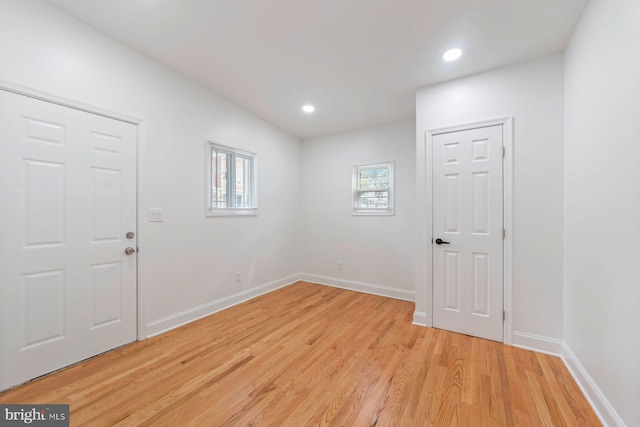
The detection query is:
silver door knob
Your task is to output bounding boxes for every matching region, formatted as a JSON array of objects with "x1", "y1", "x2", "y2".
[{"x1": 125, "y1": 247, "x2": 136, "y2": 255}]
